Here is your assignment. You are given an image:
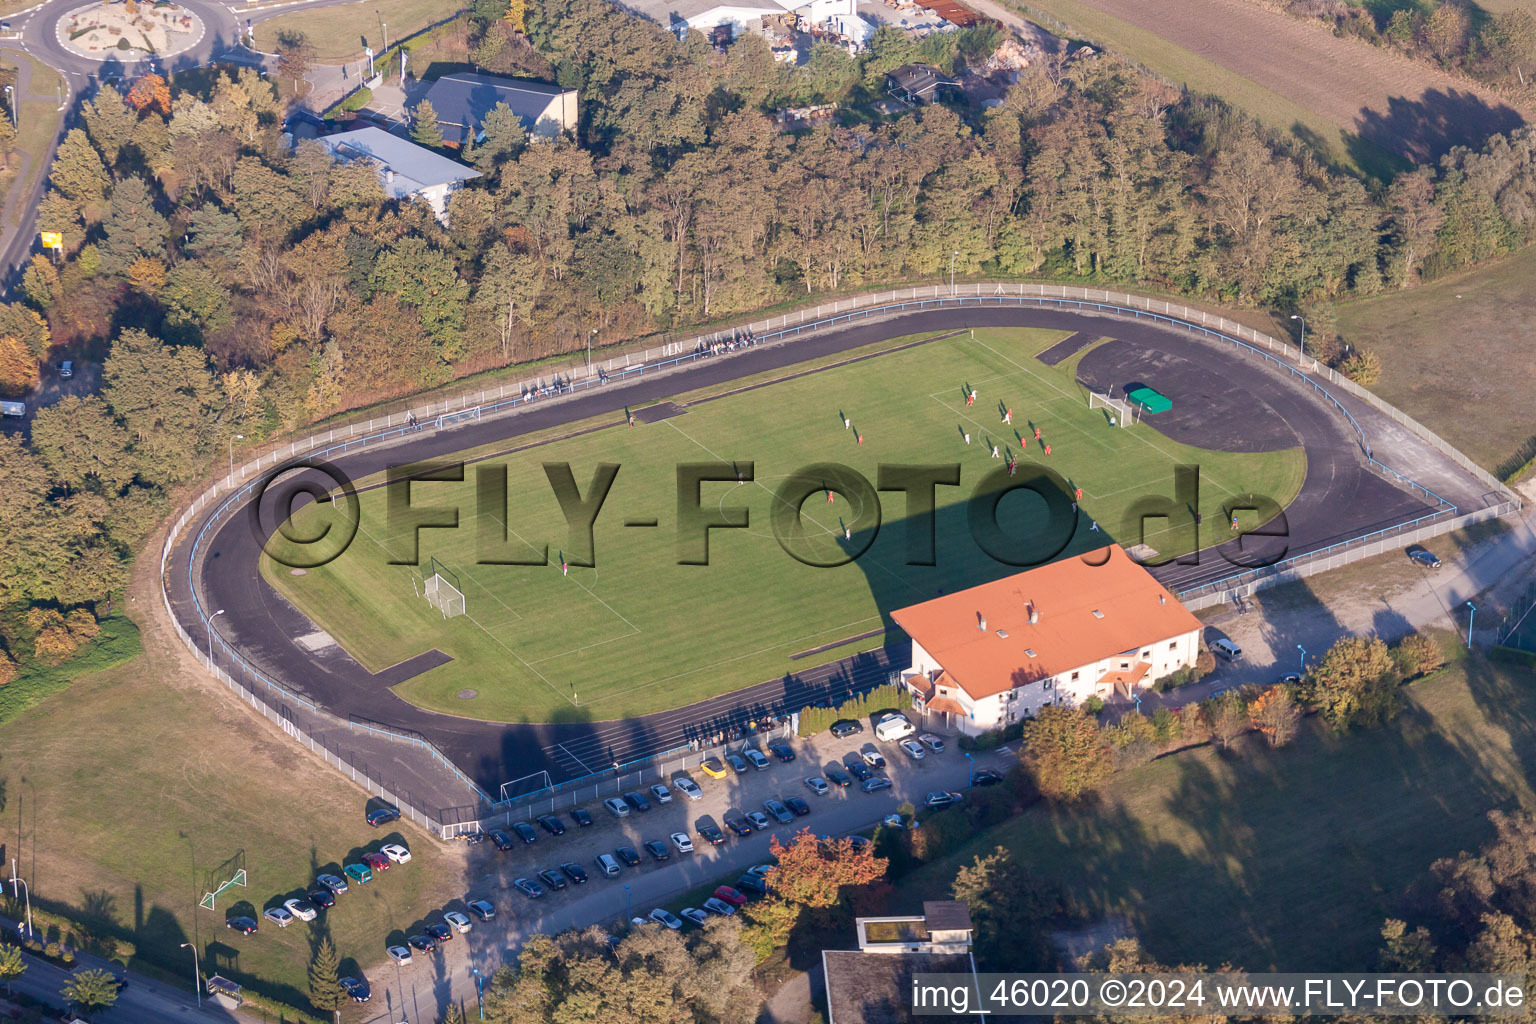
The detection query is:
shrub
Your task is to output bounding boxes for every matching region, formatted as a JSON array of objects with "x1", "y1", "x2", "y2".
[
  {"x1": 1394, "y1": 632, "x2": 1444, "y2": 679},
  {"x1": 1083, "y1": 695, "x2": 1106, "y2": 715},
  {"x1": 1341, "y1": 349, "x2": 1382, "y2": 386},
  {"x1": 796, "y1": 683, "x2": 912, "y2": 737}
]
